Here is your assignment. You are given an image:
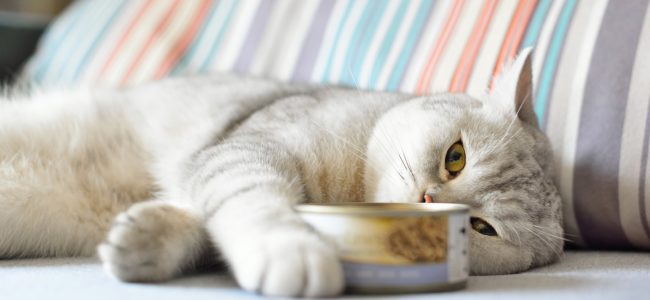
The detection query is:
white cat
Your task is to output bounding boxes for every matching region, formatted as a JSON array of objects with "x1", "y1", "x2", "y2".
[{"x1": 0, "y1": 49, "x2": 562, "y2": 297}]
